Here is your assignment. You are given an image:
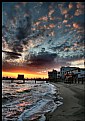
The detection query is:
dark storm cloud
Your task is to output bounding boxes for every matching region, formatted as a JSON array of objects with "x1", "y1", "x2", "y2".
[
  {"x1": 47, "y1": 39, "x2": 52, "y2": 44},
  {"x1": 79, "y1": 38, "x2": 84, "y2": 46},
  {"x1": 2, "y1": 61, "x2": 34, "y2": 73},
  {"x1": 5, "y1": 54, "x2": 20, "y2": 60},
  {"x1": 2, "y1": 50, "x2": 21, "y2": 59},
  {"x1": 34, "y1": 44, "x2": 41, "y2": 48},
  {"x1": 49, "y1": 46, "x2": 61, "y2": 51},
  {"x1": 63, "y1": 54, "x2": 84, "y2": 62},
  {"x1": 12, "y1": 41, "x2": 23, "y2": 53},
  {"x1": 2, "y1": 50, "x2": 21, "y2": 56},
  {"x1": 22, "y1": 39, "x2": 28, "y2": 45},
  {"x1": 3, "y1": 15, "x2": 32, "y2": 54},
  {"x1": 13, "y1": 45, "x2": 23, "y2": 53},
  {"x1": 49, "y1": 41, "x2": 71, "y2": 51},
  {"x1": 26, "y1": 51, "x2": 57, "y2": 67},
  {"x1": 16, "y1": 16, "x2": 31, "y2": 40},
  {"x1": 2, "y1": 2, "x2": 32, "y2": 55}
]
